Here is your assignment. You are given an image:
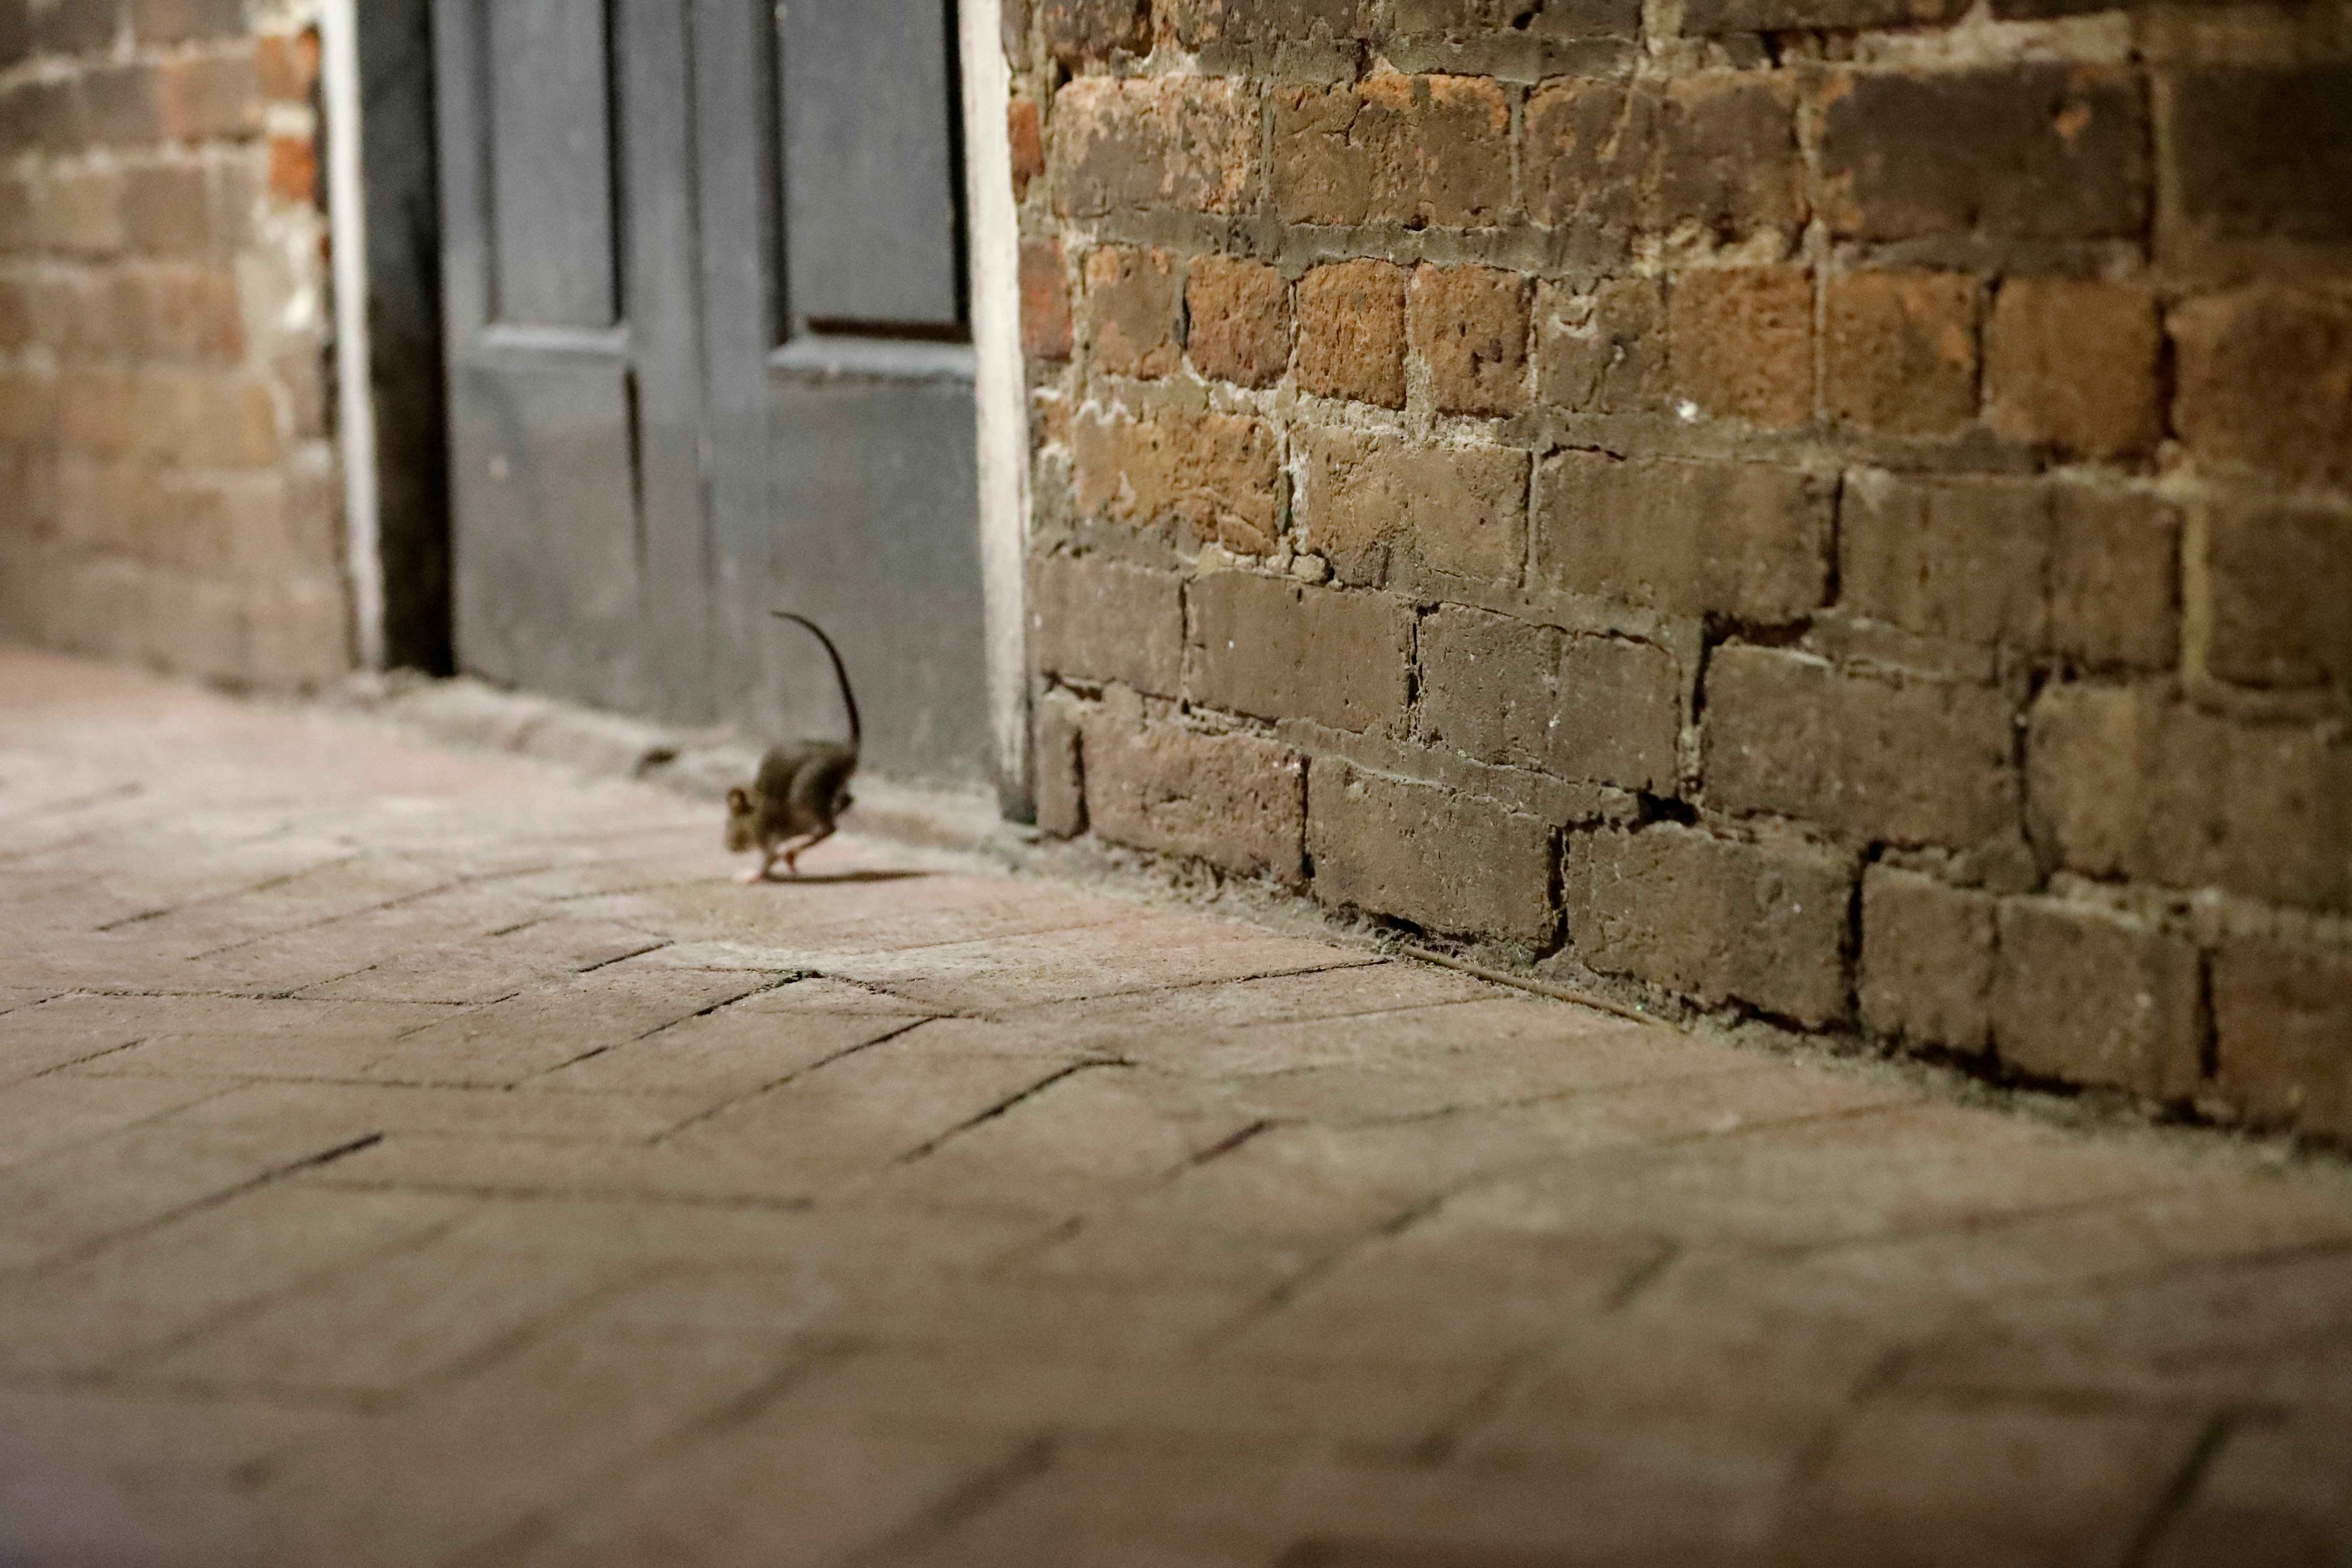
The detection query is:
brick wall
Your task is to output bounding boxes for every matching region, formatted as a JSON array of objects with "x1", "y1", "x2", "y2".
[
  {"x1": 1008, "y1": 0, "x2": 2352, "y2": 1136},
  {"x1": 0, "y1": 0, "x2": 346, "y2": 690}
]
